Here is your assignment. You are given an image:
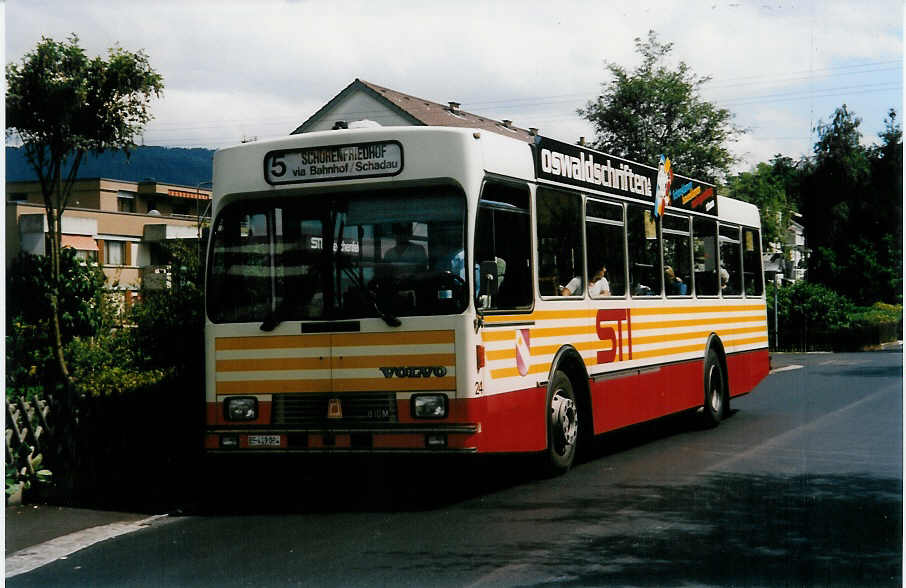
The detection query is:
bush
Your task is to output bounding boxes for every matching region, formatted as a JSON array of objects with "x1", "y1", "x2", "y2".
[
  {"x1": 851, "y1": 302, "x2": 902, "y2": 327},
  {"x1": 66, "y1": 334, "x2": 172, "y2": 398},
  {"x1": 768, "y1": 281, "x2": 902, "y2": 351},
  {"x1": 6, "y1": 249, "x2": 112, "y2": 340},
  {"x1": 128, "y1": 239, "x2": 204, "y2": 379},
  {"x1": 6, "y1": 250, "x2": 114, "y2": 395}
]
